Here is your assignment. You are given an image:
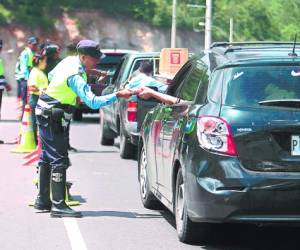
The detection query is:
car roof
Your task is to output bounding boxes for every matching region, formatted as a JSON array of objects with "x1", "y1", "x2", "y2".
[
  {"x1": 125, "y1": 51, "x2": 160, "y2": 59},
  {"x1": 101, "y1": 49, "x2": 139, "y2": 55},
  {"x1": 208, "y1": 42, "x2": 300, "y2": 68}
]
